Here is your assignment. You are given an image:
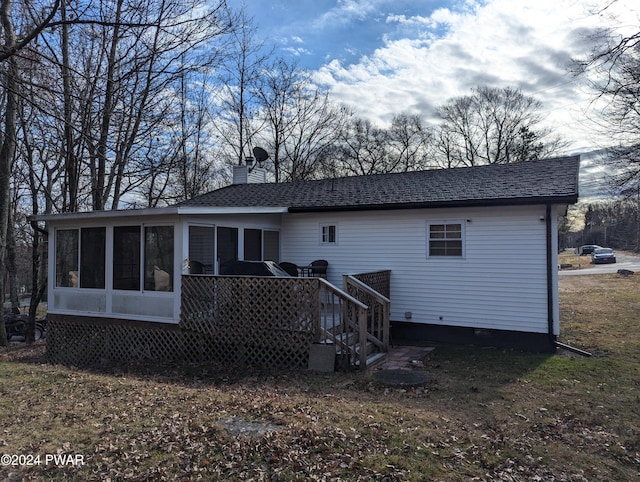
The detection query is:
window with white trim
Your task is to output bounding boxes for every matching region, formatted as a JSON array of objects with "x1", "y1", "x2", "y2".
[
  {"x1": 321, "y1": 224, "x2": 337, "y2": 244},
  {"x1": 55, "y1": 227, "x2": 106, "y2": 288},
  {"x1": 427, "y1": 222, "x2": 464, "y2": 257},
  {"x1": 113, "y1": 225, "x2": 174, "y2": 291}
]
